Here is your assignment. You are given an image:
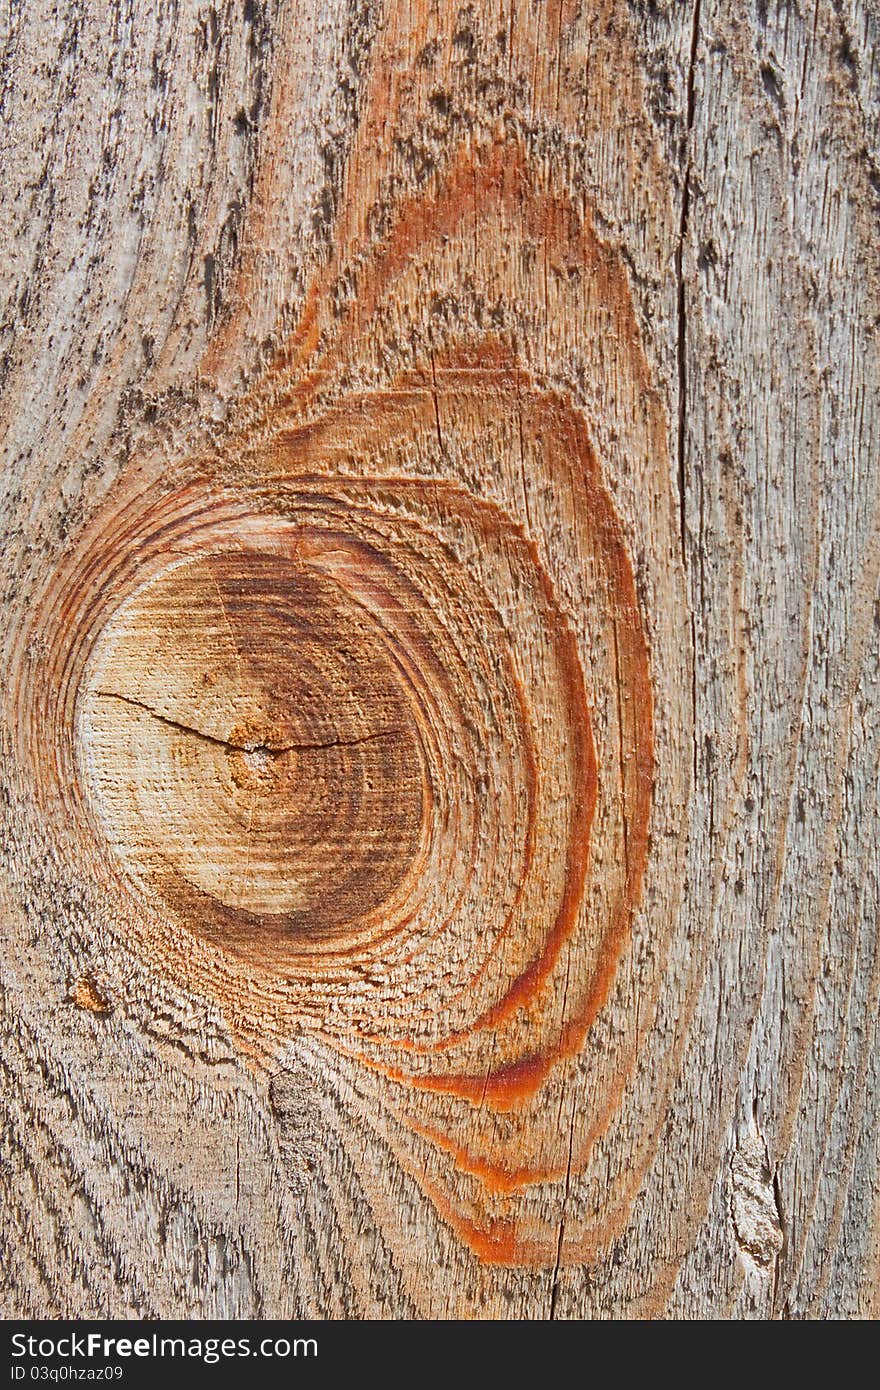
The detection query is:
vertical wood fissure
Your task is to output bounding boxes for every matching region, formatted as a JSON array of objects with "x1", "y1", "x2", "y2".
[{"x1": 676, "y1": 0, "x2": 702, "y2": 573}]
